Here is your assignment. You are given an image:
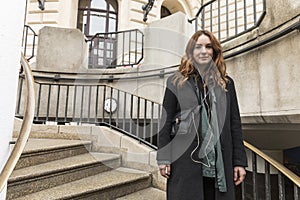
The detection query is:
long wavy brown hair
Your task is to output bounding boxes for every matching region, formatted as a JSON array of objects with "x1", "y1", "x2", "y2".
[{"x1": 174, "y1": 30, "x2": 228, "y2": 90}]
